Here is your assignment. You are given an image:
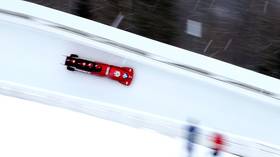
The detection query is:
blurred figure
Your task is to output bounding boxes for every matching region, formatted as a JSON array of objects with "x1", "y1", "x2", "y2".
[
  {"x1": 211, "y1": 133, "x2": 224, "y2": 156},
  {"x1": 186, "y1": 123, "x2": 199, "y2": 157}
]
